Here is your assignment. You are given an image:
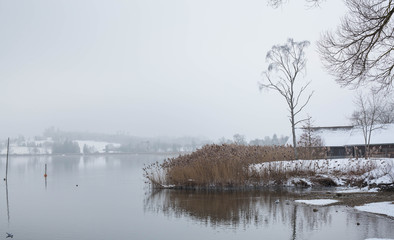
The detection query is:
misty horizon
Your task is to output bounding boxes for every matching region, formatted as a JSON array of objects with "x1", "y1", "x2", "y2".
[{"x1": 1, "y1": 0, "x2": 354, "y2": 141}]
